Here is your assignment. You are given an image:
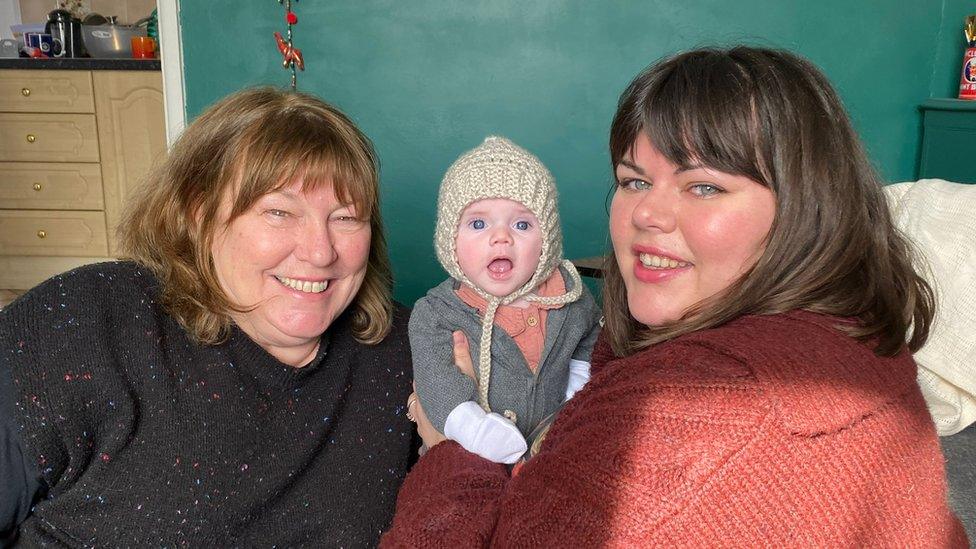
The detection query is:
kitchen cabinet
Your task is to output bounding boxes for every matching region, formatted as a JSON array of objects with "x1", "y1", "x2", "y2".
[
  {"x1": 918, "y1": 99, "x2": 976, "y2": 185},
  {"x1": 0, "y1": 68, "x2": 165, "y2": 290}
]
